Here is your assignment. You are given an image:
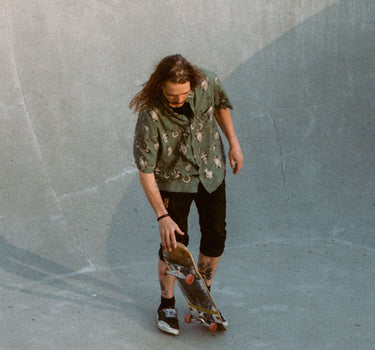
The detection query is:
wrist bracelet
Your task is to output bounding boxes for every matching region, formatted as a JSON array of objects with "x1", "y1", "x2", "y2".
[{"x1": 157, "y1": 213, "x2": 170, "y2": 222}]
